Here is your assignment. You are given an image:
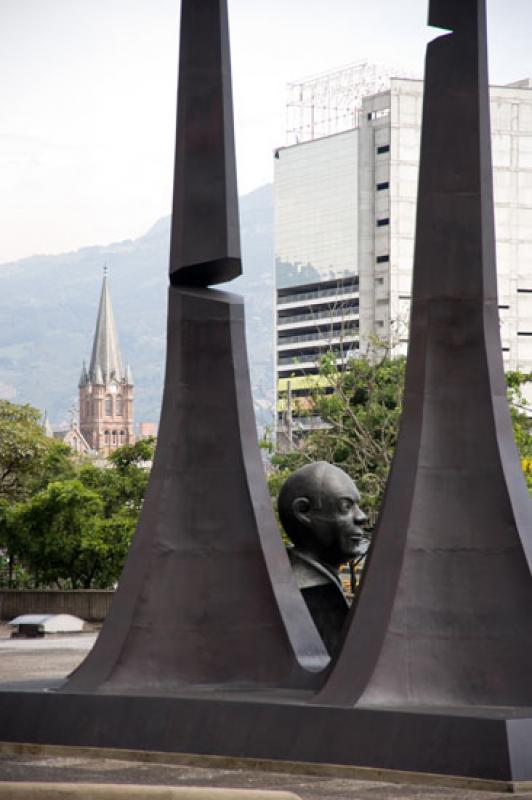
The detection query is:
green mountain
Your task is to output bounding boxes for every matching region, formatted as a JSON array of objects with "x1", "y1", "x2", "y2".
[{"x1": 0, "y1": 184, "x2": 274, "y2": 431}]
